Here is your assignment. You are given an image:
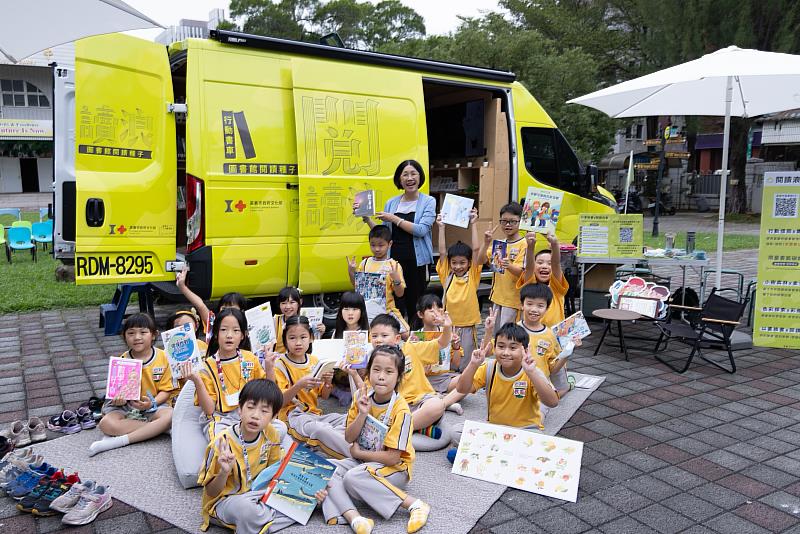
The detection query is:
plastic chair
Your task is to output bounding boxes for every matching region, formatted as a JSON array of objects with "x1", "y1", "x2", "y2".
[
  {"x1": 7, "y1": 226, "x2": 37, "y2": 262},
  {"x1": 0, "y1": 224, "x2": 10, "y2": 263},
  {"x1": 11, "y1": 220, "x2": 32, "y2": 231},
  {"x1": 31, "y1": 221, "x2": 53, "y2": 250}
]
